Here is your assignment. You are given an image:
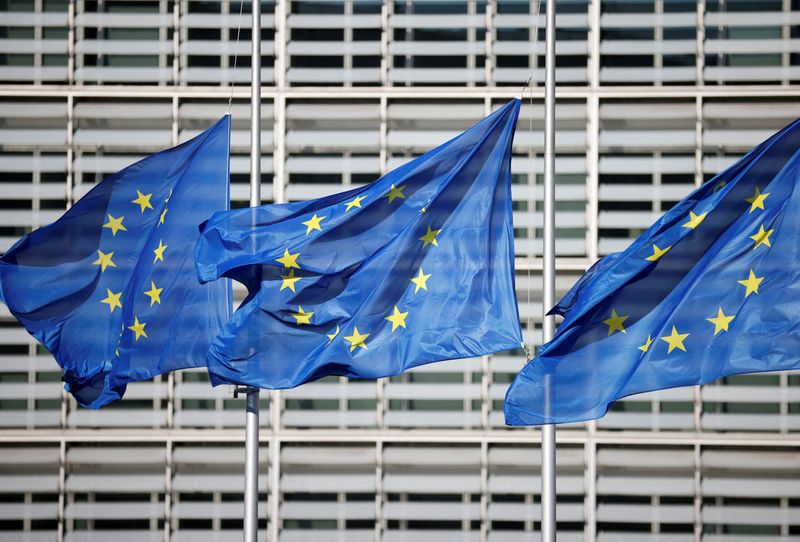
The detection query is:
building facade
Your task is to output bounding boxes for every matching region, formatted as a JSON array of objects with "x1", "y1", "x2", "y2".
[{"x1": 1, "y1": 0, "x2": 799, "y2": 541}]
